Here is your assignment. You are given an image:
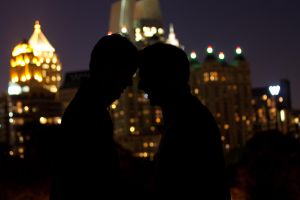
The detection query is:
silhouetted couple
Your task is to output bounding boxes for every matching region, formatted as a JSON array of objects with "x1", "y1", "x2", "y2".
[{"x1": 50, "y1": 34, "x2": 230, "y2": 199}]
